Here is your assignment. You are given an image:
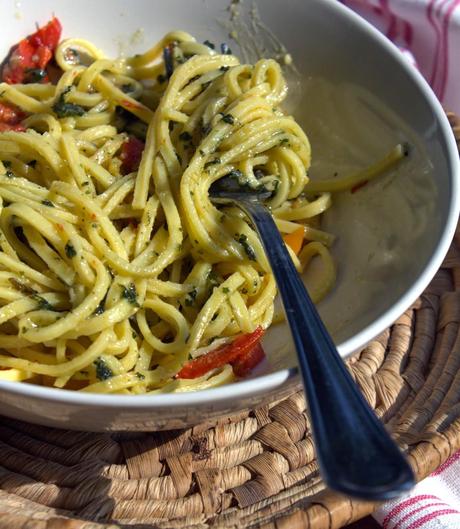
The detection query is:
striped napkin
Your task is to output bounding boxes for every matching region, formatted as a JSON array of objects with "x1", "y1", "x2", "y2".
[
  {"x1": 341, "y1": 1, "x2": 460, "y2": 527},
  {"x1": 342, "y1": 0, "x2": 460, "y2": 114},
  {"x1": 373, "y1": 452, "x2": 460, "y2": 528}
]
